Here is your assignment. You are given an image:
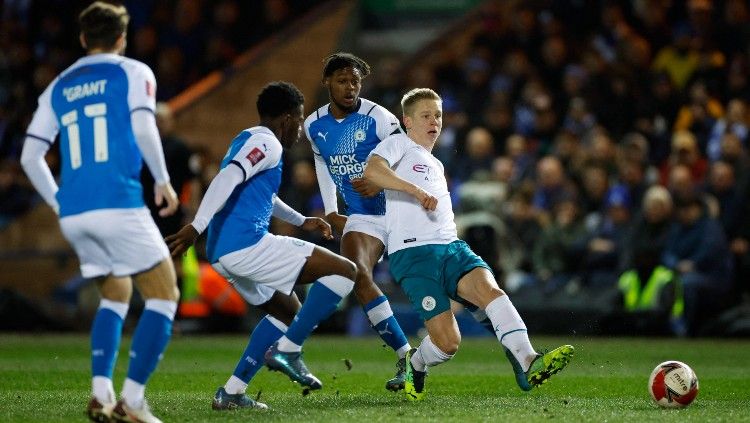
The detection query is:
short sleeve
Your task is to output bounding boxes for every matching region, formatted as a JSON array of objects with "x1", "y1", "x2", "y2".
[
  {"x1": 228, "y1": 134, "x2": 282, "y2": 181},
  {"x1": 369, "y1": 134, "x2": 410, "y2": 167},
  {"x1": 25, "y1": 82, "x2": 59, "y2": 144},
  {"x1": 371, "y1": 105, "x2": 403, "y2": 141}
]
